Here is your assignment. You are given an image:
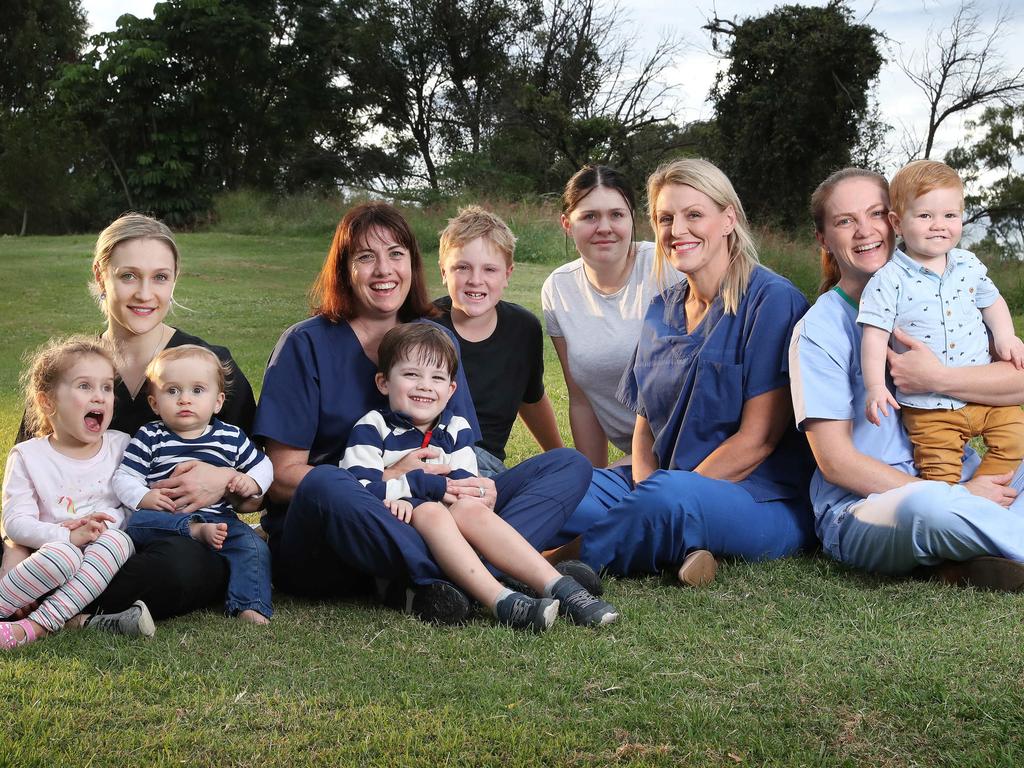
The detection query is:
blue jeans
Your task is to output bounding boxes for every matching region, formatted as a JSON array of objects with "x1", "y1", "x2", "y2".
[
  {"x1": 266, "y1": 447, "x2": 593, "y2": 597},
  {"x1": 568, "y1": 467, "x2": 815, "y2": 576},
  {"x1": 126, "y1": 510, "x2": 272, "y2": 618}
]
